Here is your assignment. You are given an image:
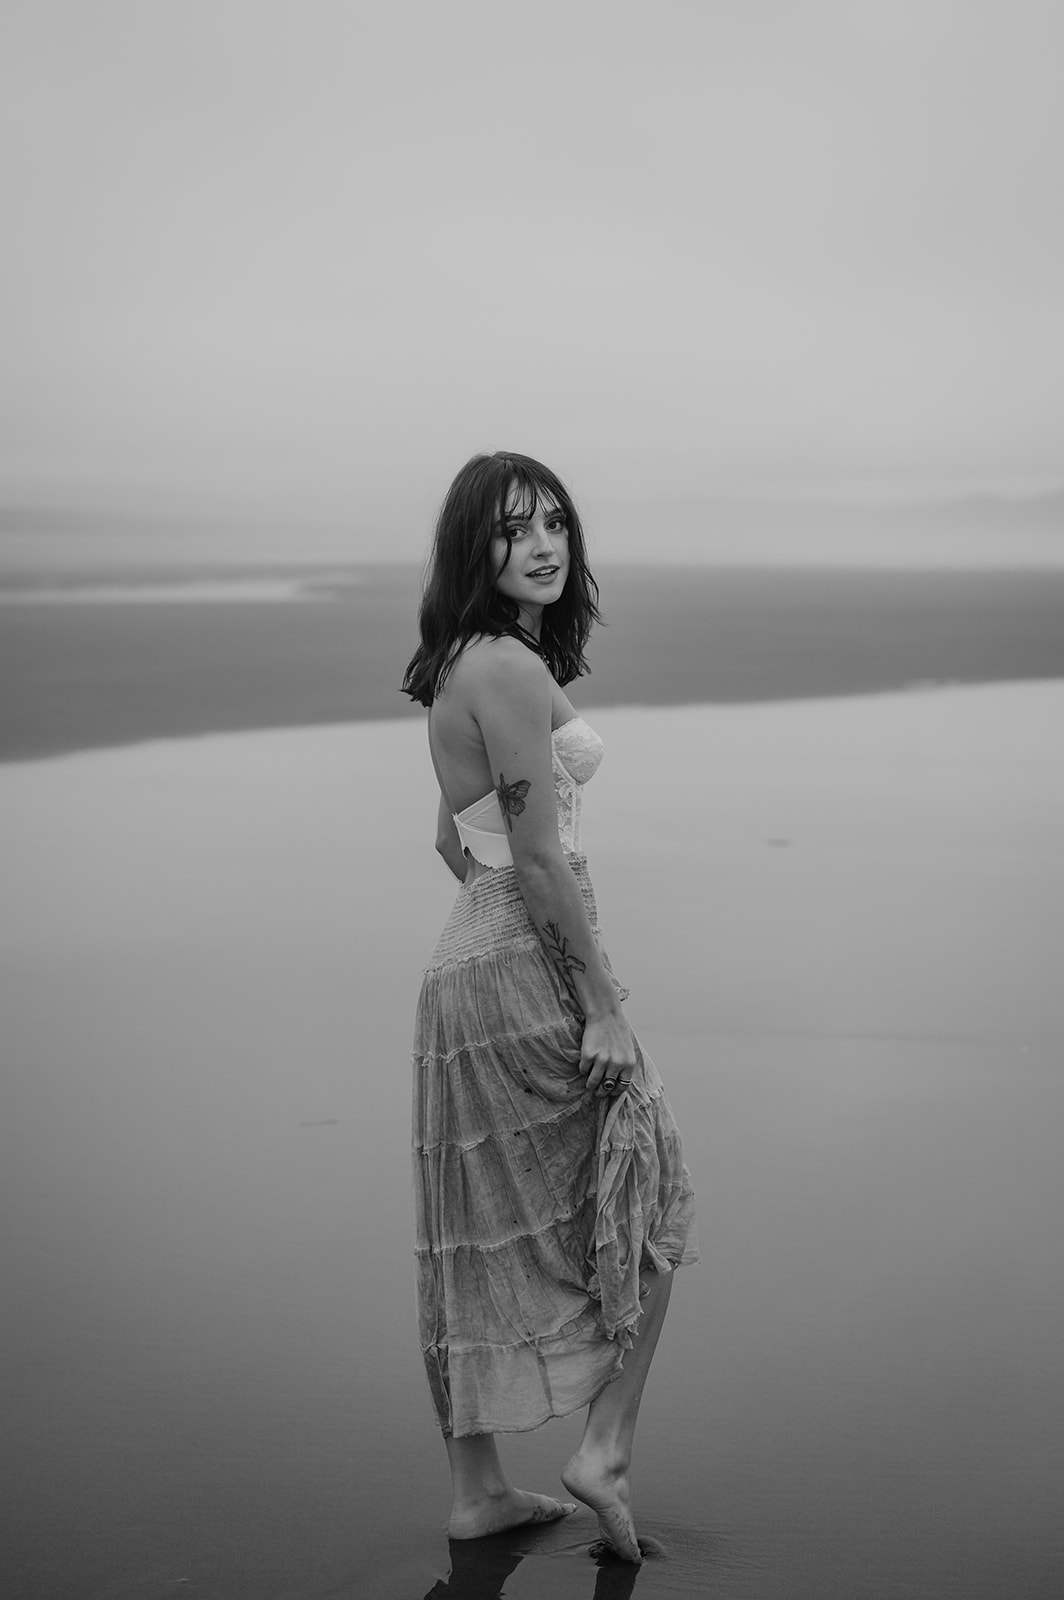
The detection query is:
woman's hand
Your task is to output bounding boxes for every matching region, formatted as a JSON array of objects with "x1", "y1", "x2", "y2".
[{"x1": 580, "y1": 1009, "x2": 638, "y2": 1098}]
